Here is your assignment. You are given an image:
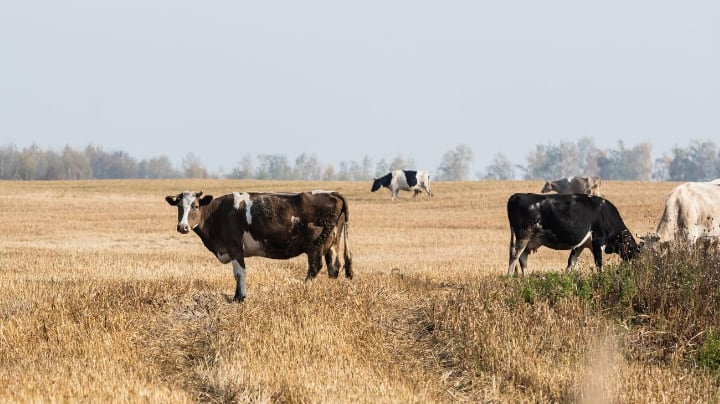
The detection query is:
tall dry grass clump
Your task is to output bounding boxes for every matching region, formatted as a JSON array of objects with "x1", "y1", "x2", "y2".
[{"x1": 0, "y1": 179, "x2": 719, "y2": 402}]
